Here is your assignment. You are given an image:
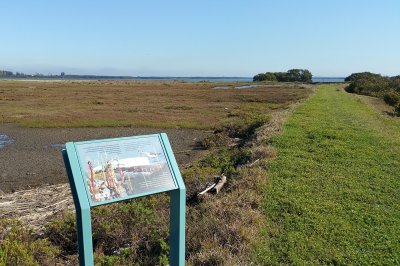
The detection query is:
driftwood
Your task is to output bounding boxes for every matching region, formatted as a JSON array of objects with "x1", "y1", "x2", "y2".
[
  {"x1": 198, "y1": 183, "x2": 216, "y2": 196},
  {"x1": 214, "y1": 174, "x2": 227, "y2": 194},
  {"x1": 197, "y1": 174, "x2": 227, "y2": 197}
]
